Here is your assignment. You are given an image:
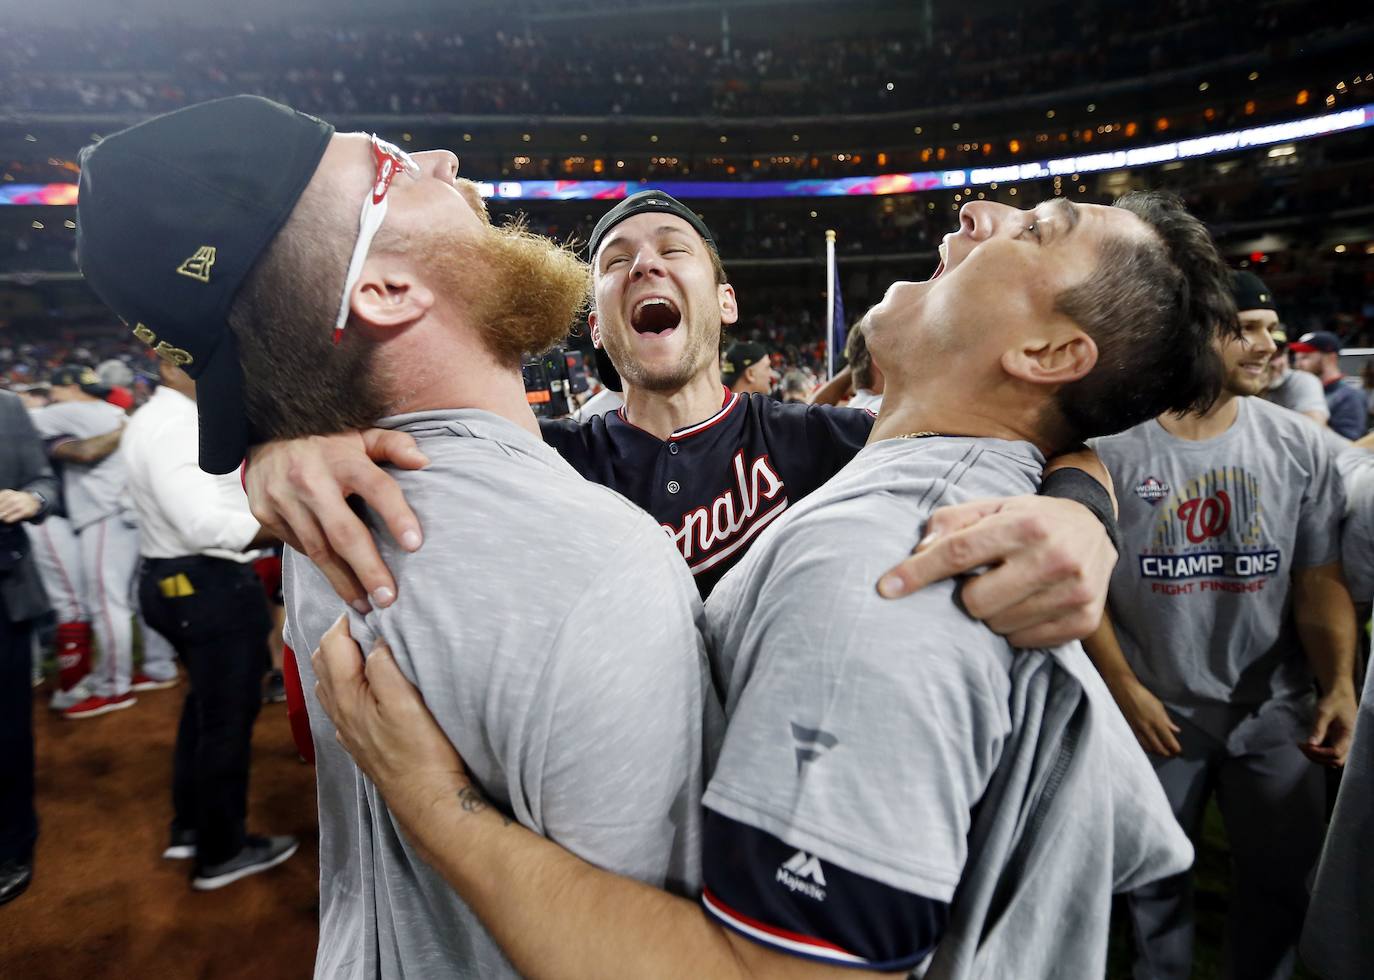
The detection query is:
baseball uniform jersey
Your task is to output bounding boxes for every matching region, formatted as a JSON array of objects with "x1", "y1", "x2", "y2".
[
  {"x1": 541, "y1": 387, "x2": 872, "y2": 596},
  {"x1": 29, "y1": 400, "x2": 129, "y2": 531},
  {"x1": 30, "y1": 399, "x2": 149, "y2": 698},
  {"x1": 285, "y1": 409, "x2": 717, "y2": 979}
]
